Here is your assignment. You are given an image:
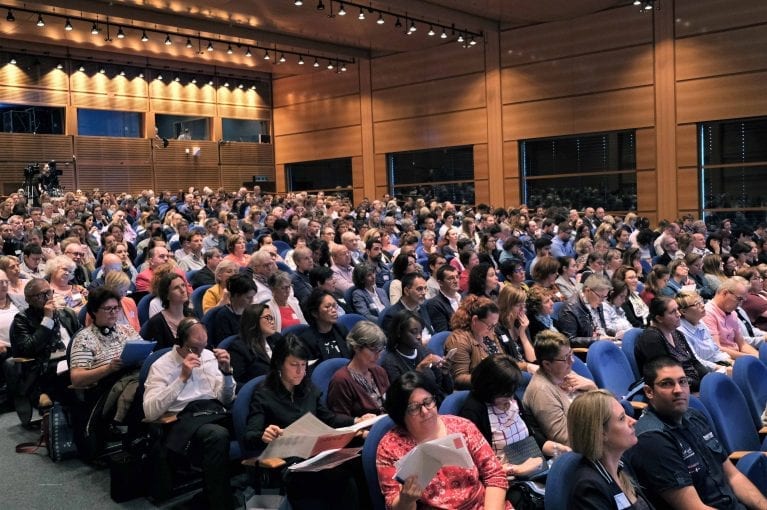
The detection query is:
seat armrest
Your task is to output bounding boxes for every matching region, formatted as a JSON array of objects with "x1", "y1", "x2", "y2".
[{"x1": 629, "y1": 401, "x2": 648, "y2": 411}]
